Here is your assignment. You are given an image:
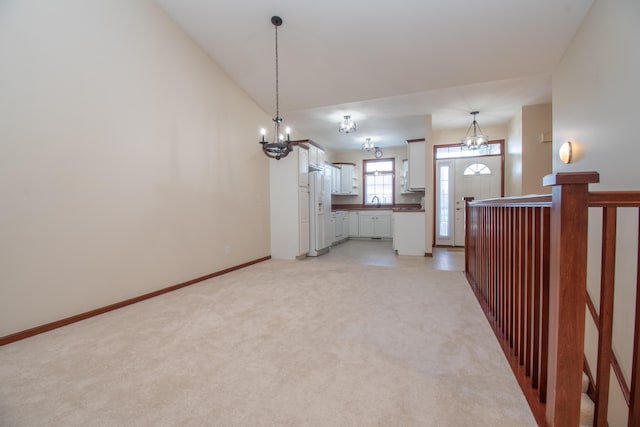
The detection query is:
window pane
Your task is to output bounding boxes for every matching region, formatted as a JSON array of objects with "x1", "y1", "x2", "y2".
[
  {"x1": 463, "y1": 163, "x2": 491, "y2": 175},
  {"x1": 438, "y1": 165, "x2": 450, "y2": 237},
  {"x1": 363, "y1": 159, "x2": 394, "y2": 205},
  {"x1": 365, "y1": 160, "x2": 393, "y2": 173},
  {"x1": 435, "y1": 143, "x2": 501, "y2": 159},
  {"x1": 364, "y1": 174, "x2": 393, "y2": 205}
]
